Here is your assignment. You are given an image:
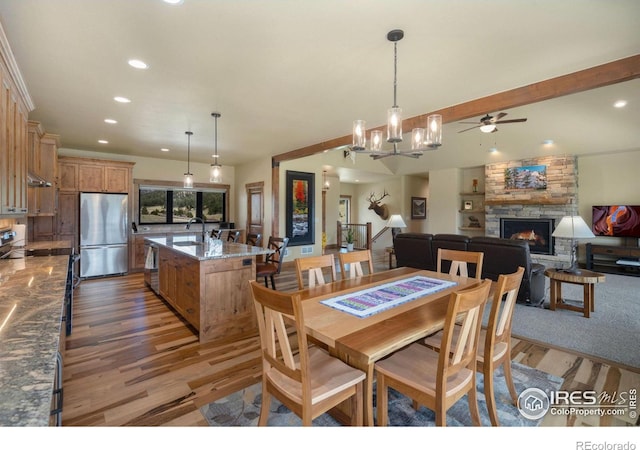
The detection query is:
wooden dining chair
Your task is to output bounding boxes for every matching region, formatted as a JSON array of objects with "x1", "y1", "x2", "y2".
[
  {"x1": 255, "y1": 236, "x2": 289, "y2": 290},
  {"x1": 295, "y1": 254, "x2": 337, "y2": 290},
  {"x1": 375, "y1": 279, "x2": 492, "y2": 426},
  {"x1": 338, "y1": 249, "x2": 374, "y2": 279},
  {"x1": 226, "y1": 230, "x2": 241, "y2": 243},
  {"x1": 246, "y1": 233, "x2": 262, "y2": 247},
  {"x1": 210, "y1": 229, "x2": 221, "y2": 239},
  {"x1": 424, "y1": 266, "x2": 525, "y2": 426},
  {"x1": 249, "y1": 280, "x2": 365, "y2": 426},
  {"x1": 437, "y1": 248, "x2": 484, "y2": 279}
]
